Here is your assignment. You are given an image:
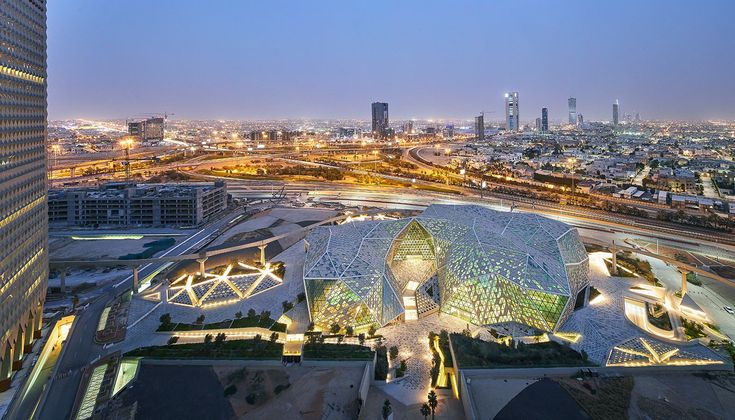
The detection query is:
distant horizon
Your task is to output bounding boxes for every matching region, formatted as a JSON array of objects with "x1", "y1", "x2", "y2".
[{"x1": 48, "y1": 0, "x2": 735, "y2": 121}]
